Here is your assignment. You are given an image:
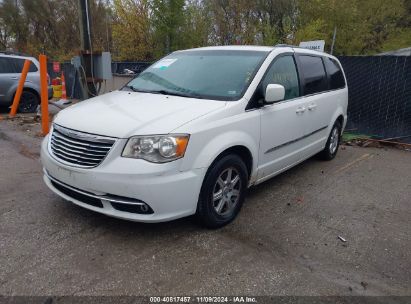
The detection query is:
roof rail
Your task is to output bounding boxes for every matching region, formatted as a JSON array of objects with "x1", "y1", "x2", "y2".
[
  {"x1": 275, "y1": 44, "x2": 294, "y2": 47},
  {"x1": 274, "y1": 44, "x2": 306, "y2": 49},
  {"x1": 0, "y1": 50, "x2": 31, "y2": 57},
  {"x1": 274, "y1": 43, "x2": 330, "y2": 54}
]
